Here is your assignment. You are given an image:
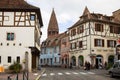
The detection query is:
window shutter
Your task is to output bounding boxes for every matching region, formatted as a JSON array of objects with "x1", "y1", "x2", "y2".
[
  {"x1": 114, "y1": 41, "x2": 116, "y2": 47},
  {"x1": 107, "y1": 40, "x2": 109, "y2": 47},
  {"x1": 102, "y1": 39, "x2": 104, "y2": 47},
  {"x1": 94, "y1": 39, "x2": 97, "y2": 46},
  {"x1": 71, "y1": 43, "x2": 72, "y2": 49},
  {"x1": 101, "y1": 24, "x2": 103, "y2": 32},
  {"x1": 75, "y1": 42, "x2": 76, "y2": 49},
  {"x1": 95, "y1": 23, "x2": 97, "y2": 31}
]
